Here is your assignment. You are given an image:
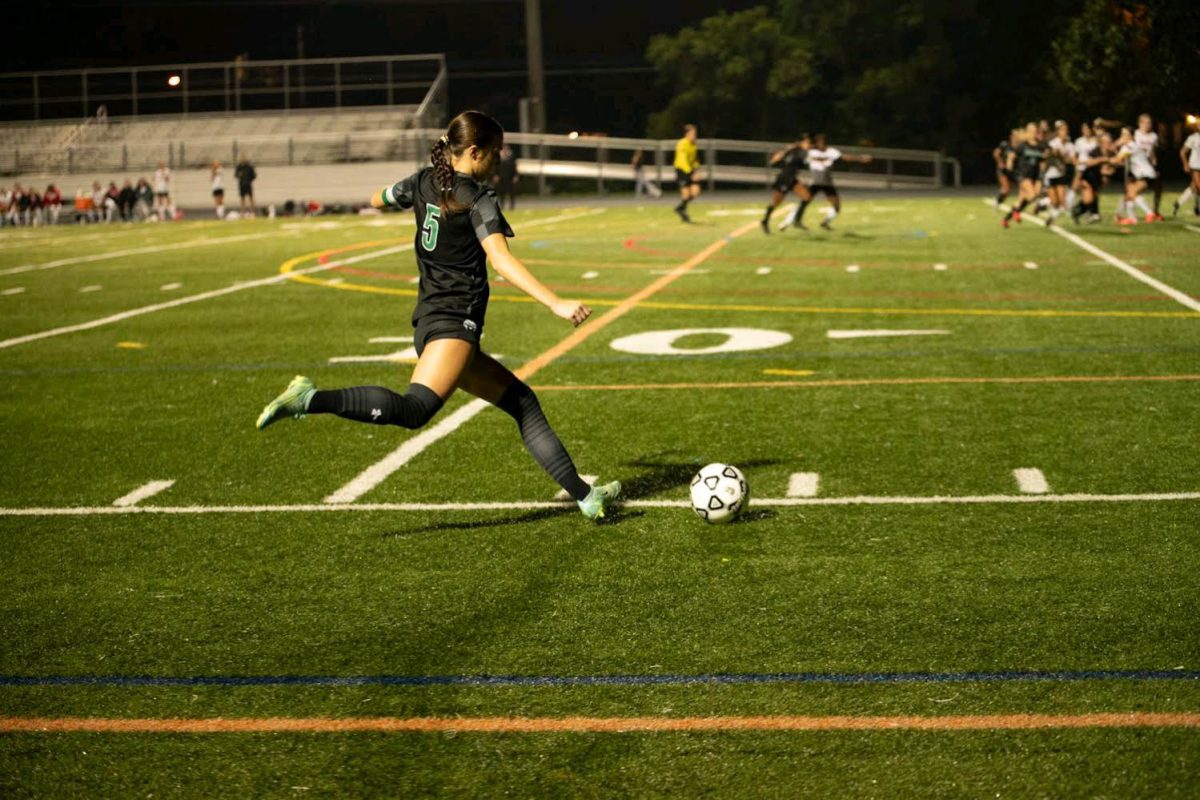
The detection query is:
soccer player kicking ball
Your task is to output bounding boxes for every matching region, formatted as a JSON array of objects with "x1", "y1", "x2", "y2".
[{"x1": 256, "y1": 110, "x2": 621, "y2": 520}]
